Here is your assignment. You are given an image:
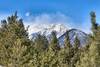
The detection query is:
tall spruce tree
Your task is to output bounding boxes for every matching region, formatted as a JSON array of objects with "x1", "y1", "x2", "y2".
[
  {"x1": 64, "y1": 31, "x2": 73, "y2": 66},
  {"x1": 72, "y1": 36, "x2": 80, "y2": 67},
  {"x1": 90, "y1": 11, "x2": 98, "y2": 36},
  {"x1": 90, "y1": 11, "x2": 100, "y2": 67},
  {"x1": 34, "y1": 34, "x2": 48, "y2": 52},
  {"x1": 31, "y1": 34, "x2": 49, "y2": 66},
  {"x1": 49, "y1": 31, "x2": 60, "y2": 51},
  {"x1": 0, "y1": 12, "x2": 31, "y2": 67},
  {"x1": 58, "y1": 31, "x2": 73, "y2": 67},
  {"x1": 40, "y1": 31, "x2": 60, "y2": 67},
  {"x1": 76, "y1": 11, "x2": 100, "y2": 67}
]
